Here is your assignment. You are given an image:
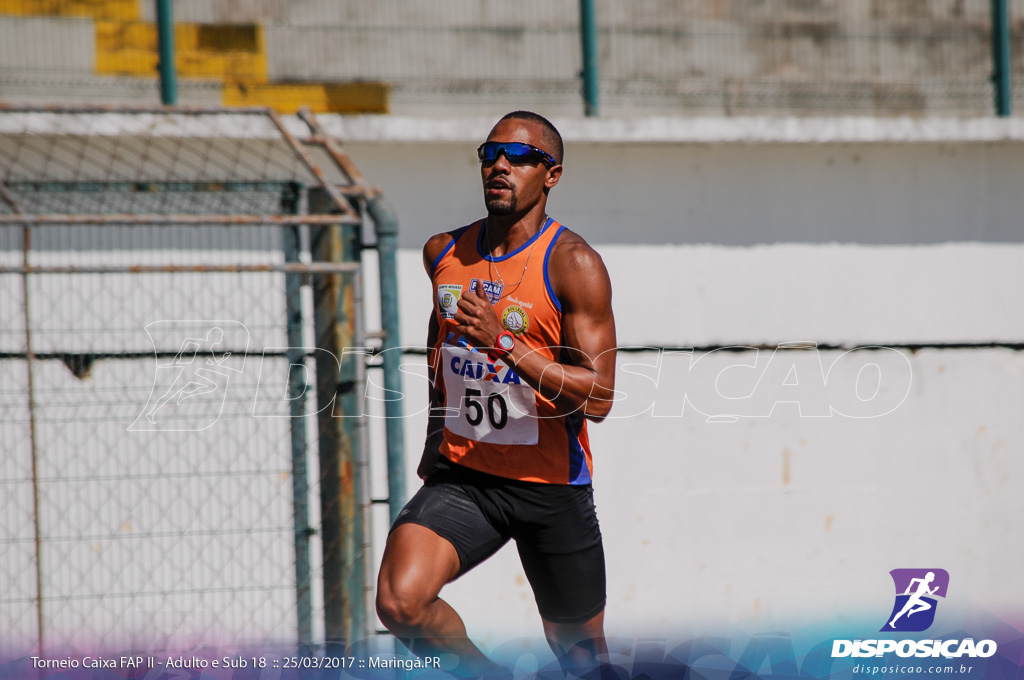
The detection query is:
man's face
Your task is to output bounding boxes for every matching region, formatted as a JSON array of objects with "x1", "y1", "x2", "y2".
[{"x1": 480, "y1": 119, "x2": 561, "y2": 216}]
